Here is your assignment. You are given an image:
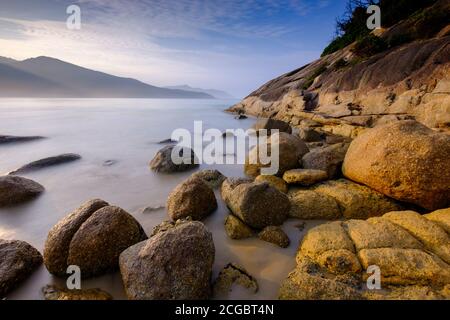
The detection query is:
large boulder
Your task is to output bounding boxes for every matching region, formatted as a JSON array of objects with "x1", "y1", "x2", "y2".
[
  {"x1": 167, "y1": 177, "x2": 217, "y2": 221},
  {"x1": 245, "y1": 132, "x2": 309, "y2": 177},
  {"x1": 288, "y1": 179, "x2": 402, "y2": 220},
  {"x1": 252, "y1": 118, "x2": 292, "y2": 135},
  {"x1": 223, "y1": 181, "x2": 290, "y2": 229},
  {"x1": 119, "y1": 221, "x2": 215, "y2": 300},
  {"x1": 150, "y1": 145, "x2": 199, "y2": 173},
  {"x1": 302, "y1": 143, "x2": 349, "y2": 178},
  {"x1": 280, "y1": 208, "x2": 450, "y2": 300},
  {"x1": 0, "y1": 176, "x2": 44, "y2": 207},
  {"x1": 342, "y1": 121, "x2": 450, "y2": 210},
  {"x1": 0, "y1": 239, "x2": 43, "y2": 297},
  {"x1": 44, "y1": 199, "x2": 147, "y2": 278}
]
